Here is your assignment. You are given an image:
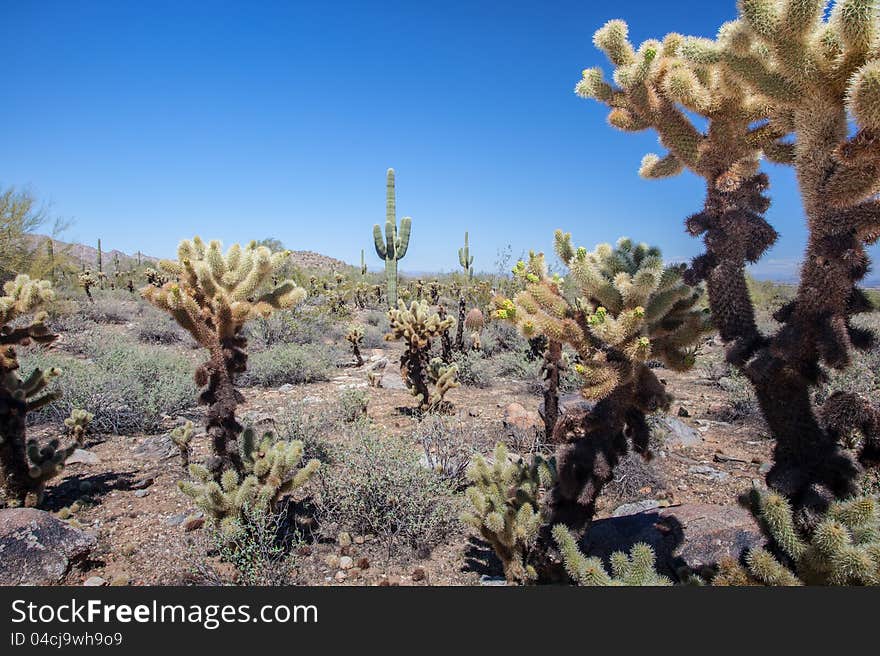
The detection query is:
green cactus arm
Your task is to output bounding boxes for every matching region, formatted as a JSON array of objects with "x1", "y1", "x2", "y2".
[
  {"x1": 373, "y1": 223, "x2": 387, "y2": 259},
  {"x1": 396, "y1": 216, "x2": 411, "y2": 260}
]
